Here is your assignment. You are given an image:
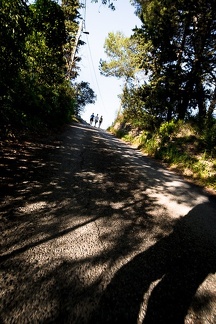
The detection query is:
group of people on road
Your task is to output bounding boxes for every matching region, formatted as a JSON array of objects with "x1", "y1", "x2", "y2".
[{"x1": 90, "y1": 113, "x2": 103, "y2": 128}]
